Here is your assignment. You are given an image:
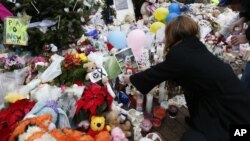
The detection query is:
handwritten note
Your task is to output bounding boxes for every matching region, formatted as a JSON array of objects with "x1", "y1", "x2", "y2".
[{"x1": 4, "y1": 17, "x2": 29, "y2": 46}]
